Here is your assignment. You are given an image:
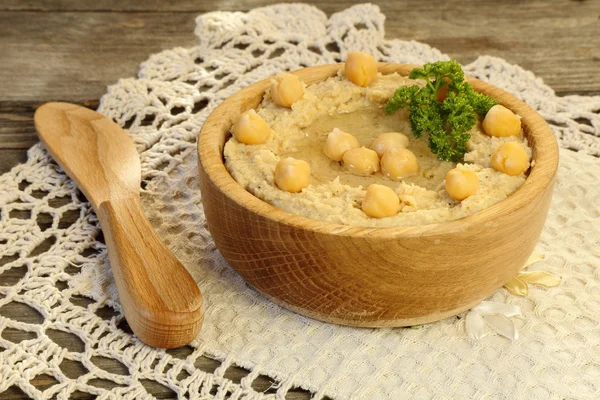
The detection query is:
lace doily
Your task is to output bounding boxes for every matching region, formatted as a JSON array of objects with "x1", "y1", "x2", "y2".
[{"x1": 2, "y1": 4, "x2": 600, "y2": 399}]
